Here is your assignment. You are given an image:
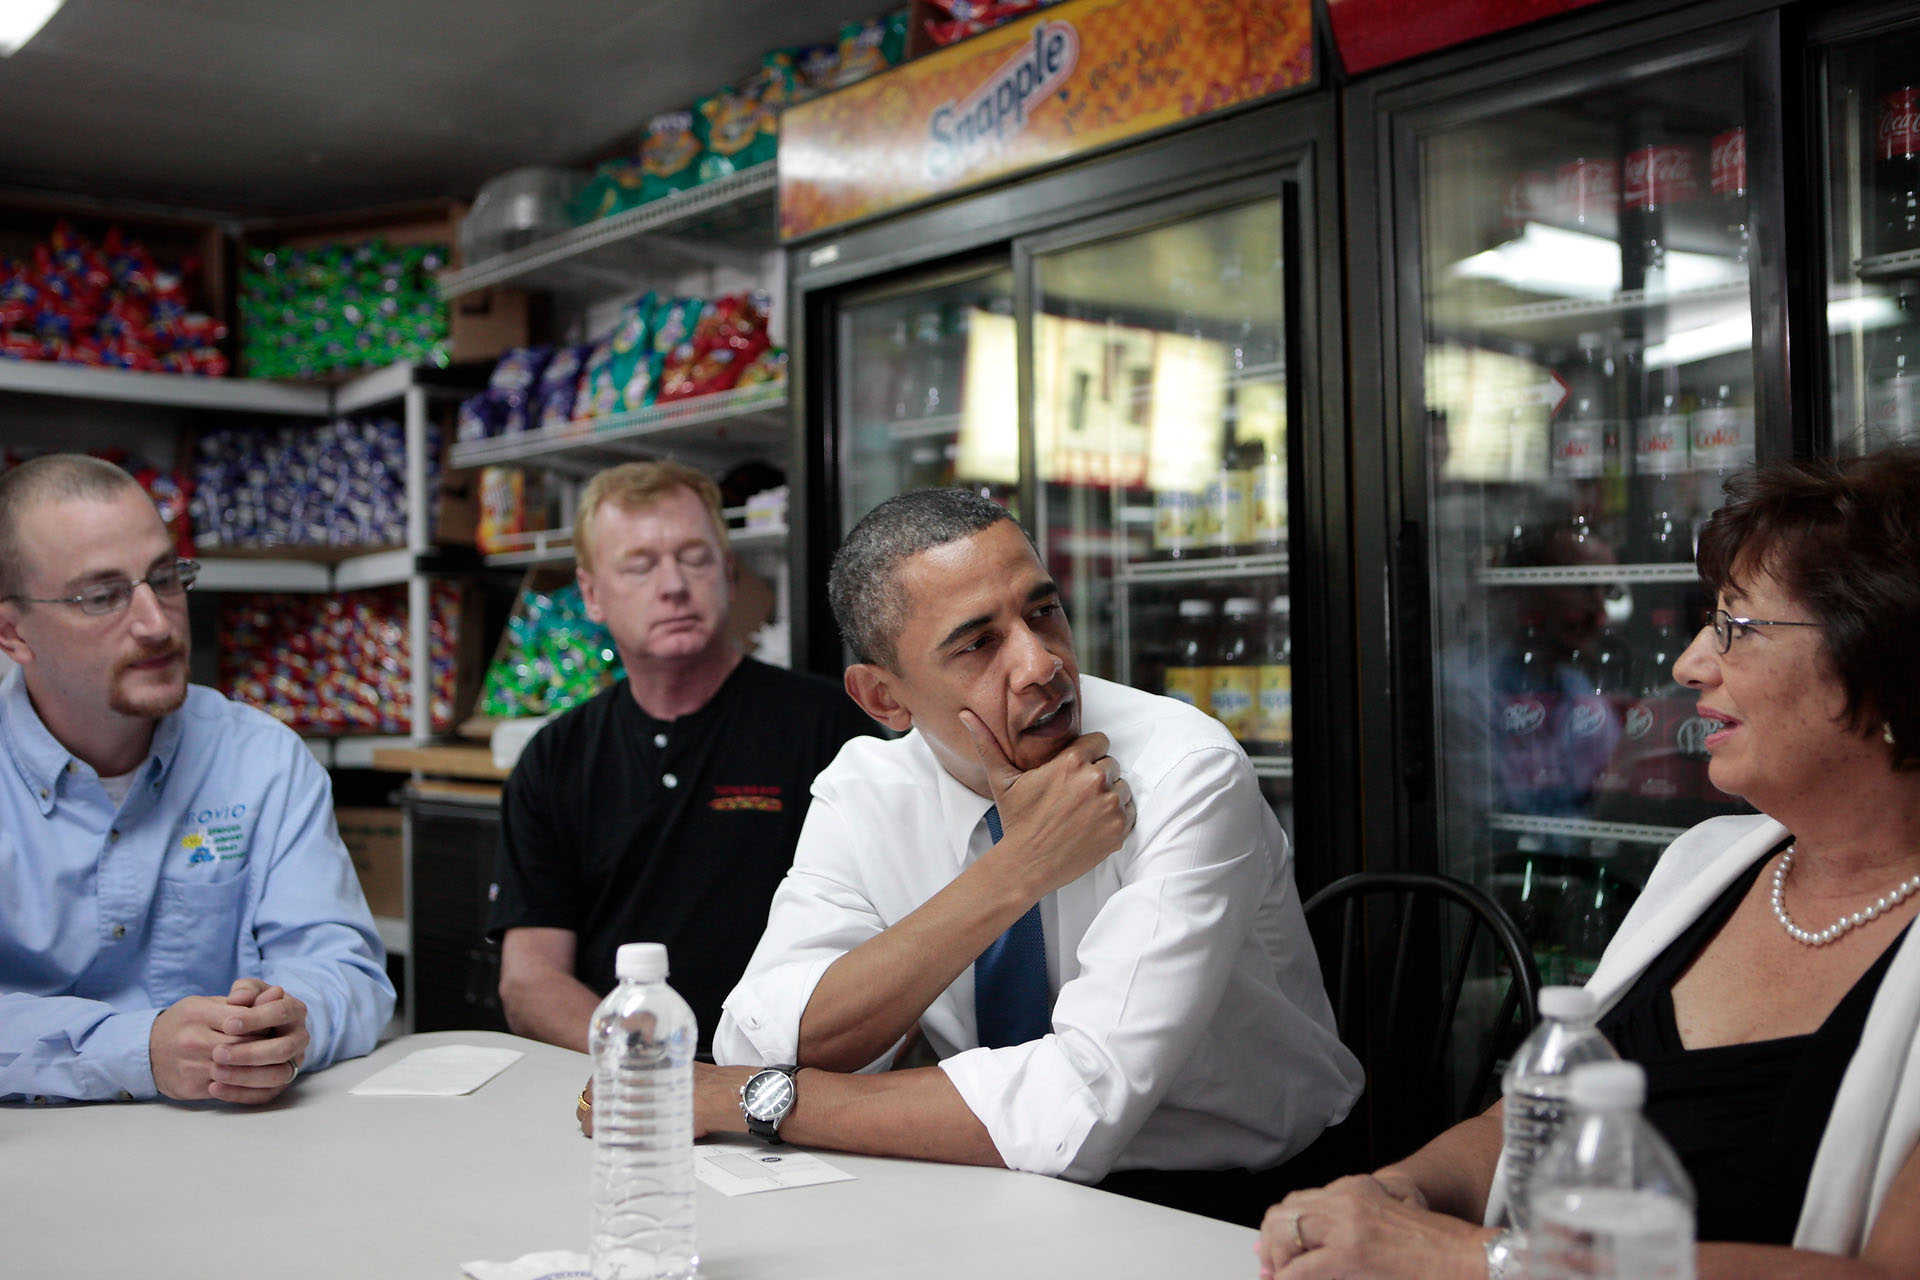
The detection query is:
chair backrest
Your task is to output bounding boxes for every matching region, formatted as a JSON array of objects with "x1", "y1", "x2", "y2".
[{"x1": 1302, "y1": 870, "x2": 1541, "y2": 1172}]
